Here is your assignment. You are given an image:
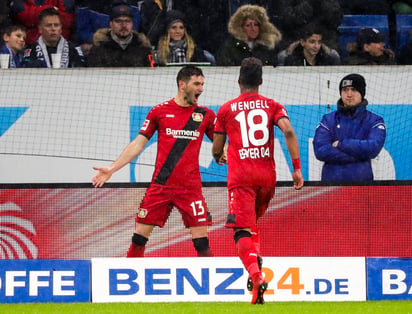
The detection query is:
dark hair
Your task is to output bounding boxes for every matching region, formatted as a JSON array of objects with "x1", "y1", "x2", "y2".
[
  {"x1": 39, "y1": 8, "x2": 61, "y2": 23},
  {"x1": 176, "y1": 65, "x2": 204, "y2": 85},
  {"x1": 239, "y1": 57, "x2": 262, "y2": 88},
  {"x1": 300, "y1": 23, "x2": 323, "y2": 40},
  {"x1": 3, "y1": 24, "x2": 26, "y2": 36}
]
